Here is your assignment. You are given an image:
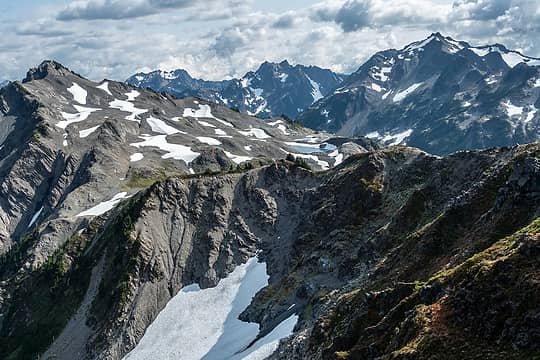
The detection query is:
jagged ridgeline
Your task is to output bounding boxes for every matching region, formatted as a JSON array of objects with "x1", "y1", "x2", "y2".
[
  {"x1": 298, "y1": 33, "x2": 540, "y2": 156},
  {"x1": 1, "y1": 62, "x2": 540, "y2": 360},
  {"x1": 0, "y1": 60, "x2": 375, "y2": 359}
]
